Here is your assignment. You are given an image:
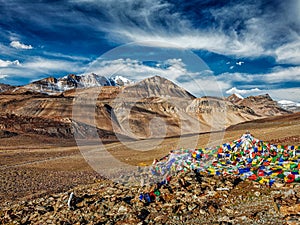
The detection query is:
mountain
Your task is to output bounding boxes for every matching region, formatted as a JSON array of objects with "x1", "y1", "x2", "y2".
[
  {"x1": 122, "y1": 76, "x2": 195, "y2": 99},
  {"x1": 226, "y1": 93, "x2": 244, "y2": 104},
  {"x1": 278, "y1": 100, "x2": 300, "y2": 112},
  {"x1": 110, "y1": 75, "x2": 133, "y2": 86},
  {"x1": 0, "y1": 76, "x2": 292, "y2": 141},
  {"x1": 83, "y1": 76, "x2": 197, "y2": 139},
  {"x1": 187, "y1": 96, "x2": 258, "y2": 130},
  {"x1": 23, "y1": 74, "x2": 132, "y2": 94},
  {"x1": 0, "y1": 83, "x2": 14, "y2": 93},
  {"x1": 227, "y1": 94, "x2": 290, "y2": 116}
]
